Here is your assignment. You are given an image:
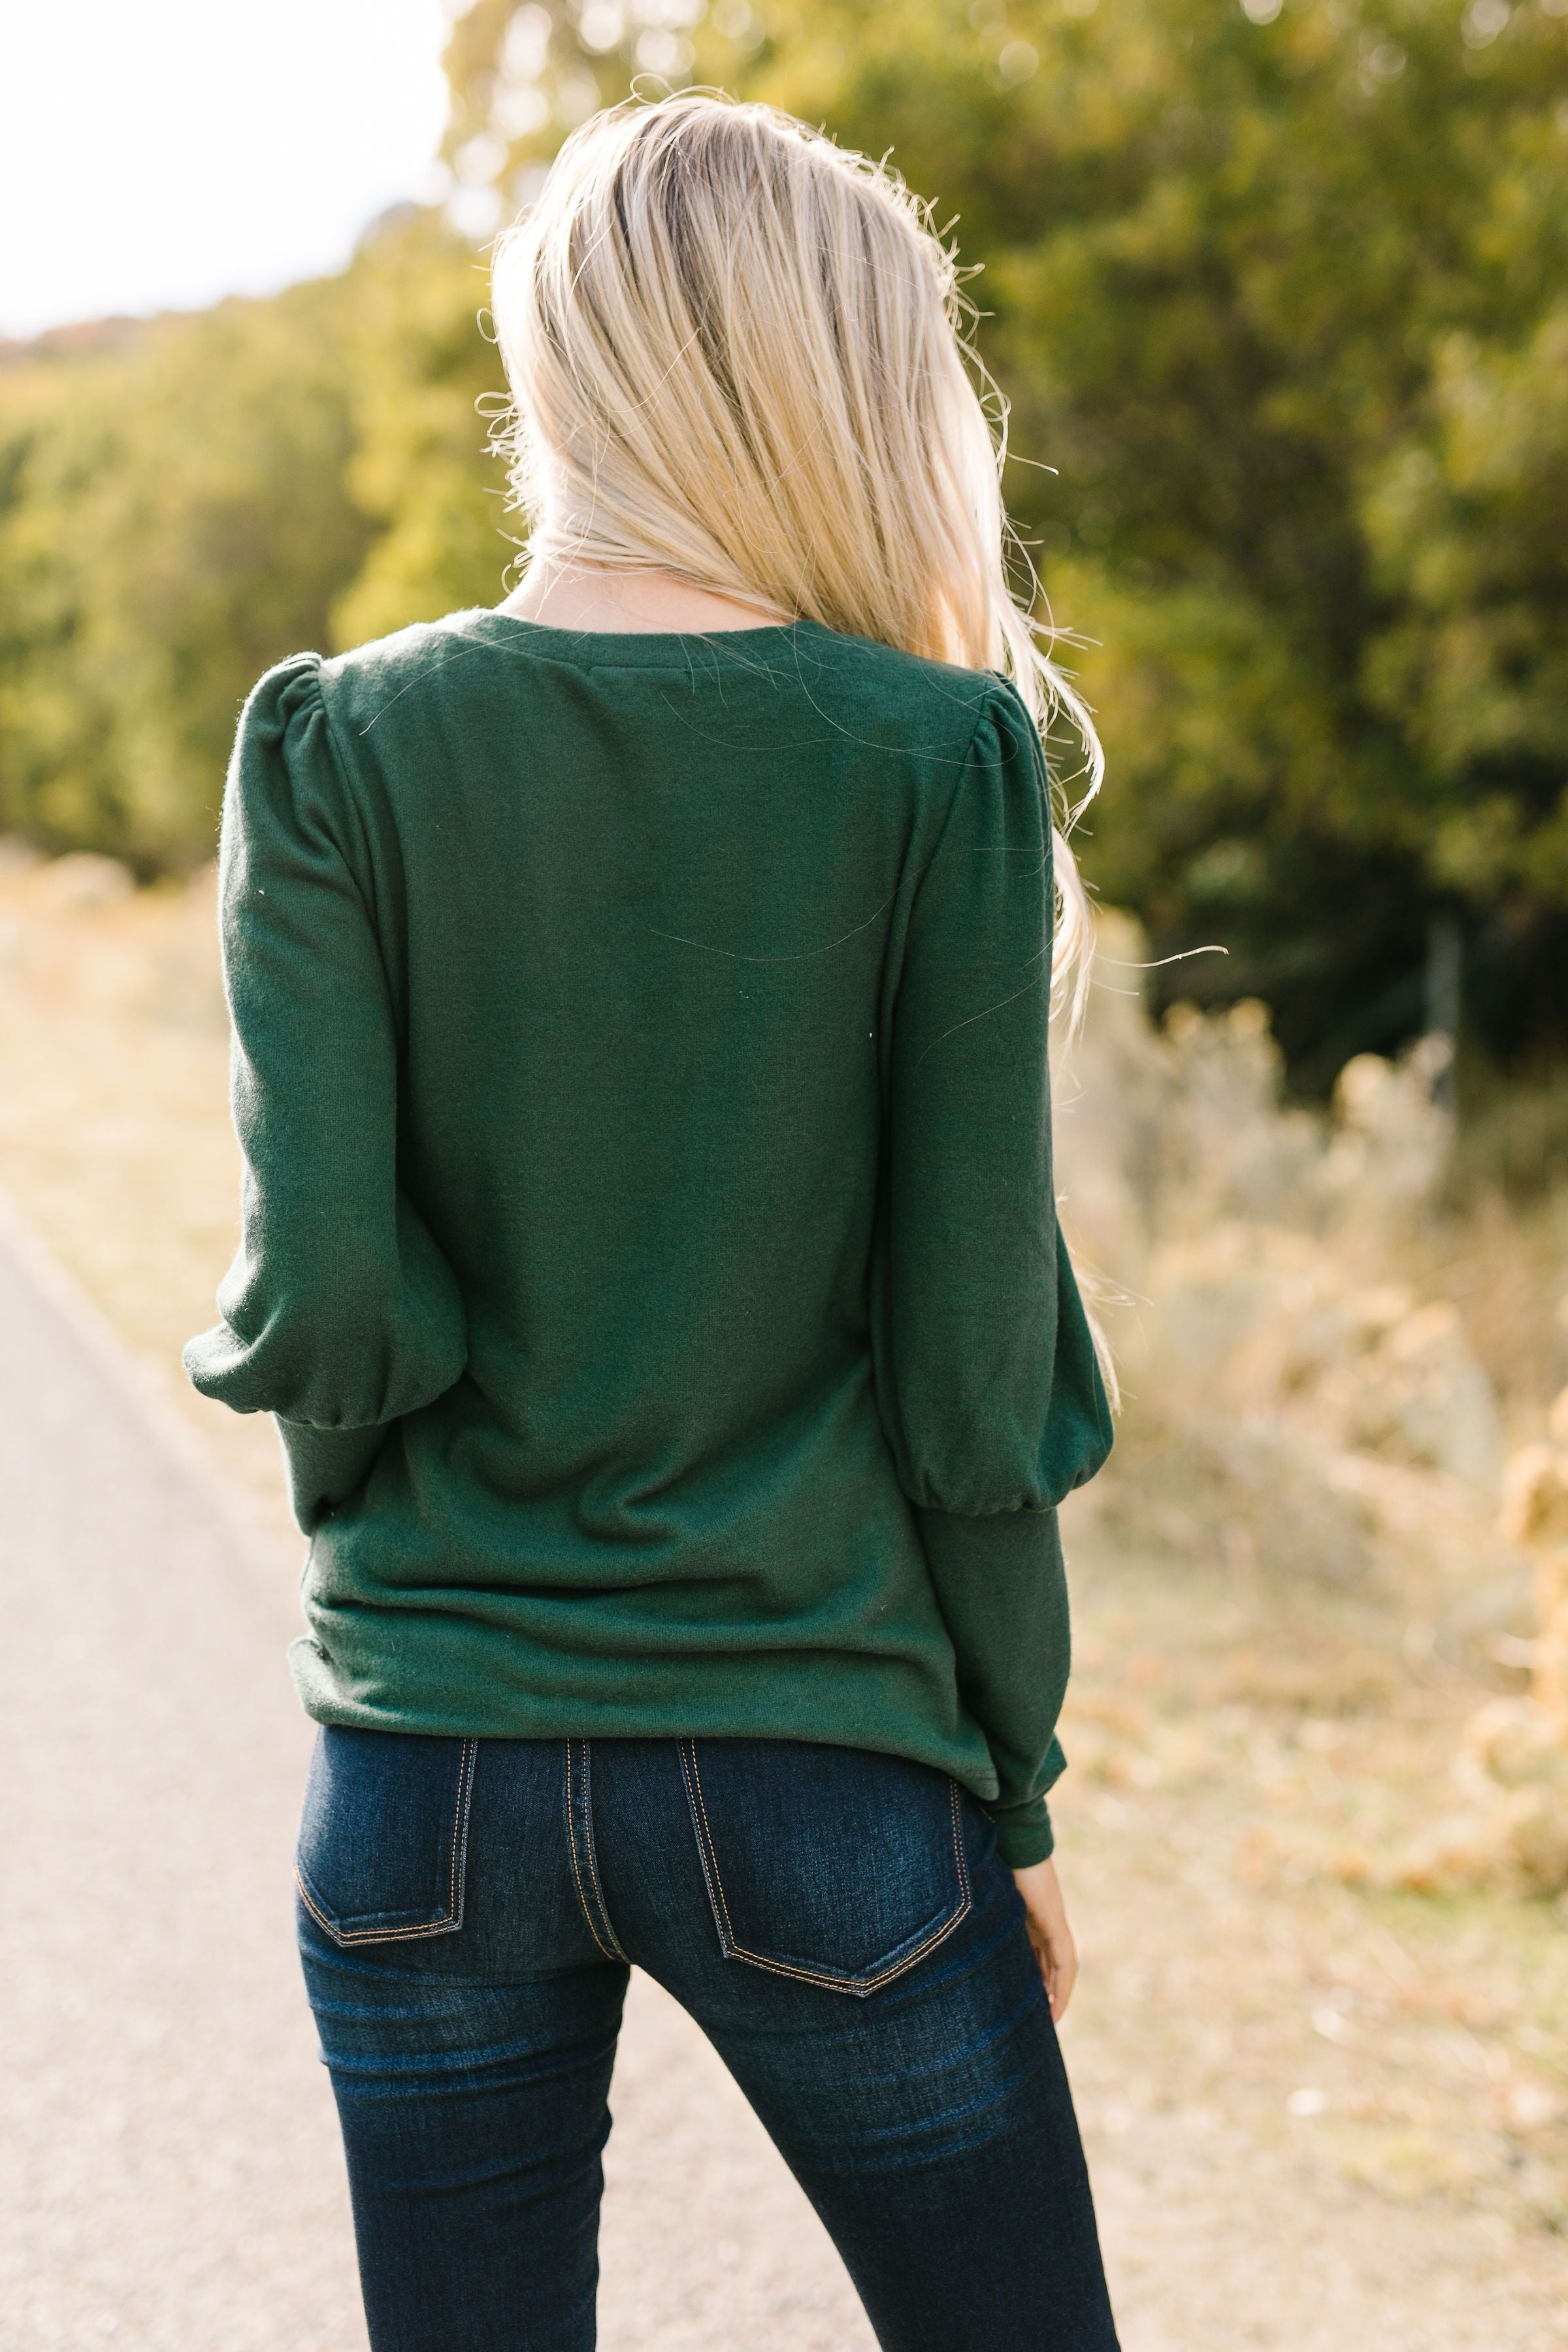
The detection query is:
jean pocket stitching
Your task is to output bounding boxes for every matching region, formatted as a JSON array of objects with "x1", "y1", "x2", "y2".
[
  {"x1": 579, "y1": 1740, "x2": 629, "y2": 1963},
  {"x1": 678, "y1": 1737, "x2": 738, "y2": 1953},
  {"x1": 564, "y1": 1739, "x2": 622, "y2": 1963},
  {"x1": 296, "y1": 1736, "x2": 477, "y2": 1947},
  {"x1": 680, "y1": 1743, "x2": 972, "y2": 1999}
]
